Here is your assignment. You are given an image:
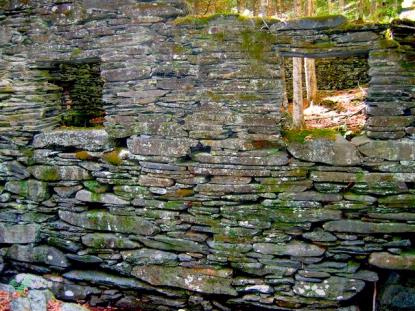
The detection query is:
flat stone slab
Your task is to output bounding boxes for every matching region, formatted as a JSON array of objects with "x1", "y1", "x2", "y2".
[
  {"x1": 82, "y1": 233, "x2": 140, "y2": 249},
  {"x1": 369, "y1": 252, "x2": 415, "y2": 270},
  {"x1": 7, "y1": 245, "x2": 69, "y2": 268},
  {"x1": 0, "y1": 224, "x2": 39, "y2": 244},
  {"x1": 127, "y1": 136, "x2": 197, "y2": 157},
  {"x1": 131, "y1": 265, "x2": 237, "y2": 296},
  {"x1": 59, "y1": 210, "x2": 158, "y2": 235},
  {"x1": 75, "y1": 190, "x2": 129, "y2": 205},
  {"x1": 5, "y1": 179, "x2": 49, "y2": 202},
  {"x1": 287, "y1": 134, "x2": 361, "y2": 166},
  {"x1": 324, "y1": 220, "x2": 415, "y2": 234},
  {"x1": 358, "y1": 139, "x2": 415, "y2": 161},
  {"x1": 63, "y1": 270, "x2": 153, "y2": 290},
  {"x1": 33, "y1": 130, "x2": 111, "y2": 151},
  {"x1": 293, "y1": 276, "x2": 365, "y2": 301},
  {"x1": 253, "y1": 241, "x2": 325, "y2": 257},
  {"x1": 30, "y1": 166, "x2": 91, "y2": 181}
]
